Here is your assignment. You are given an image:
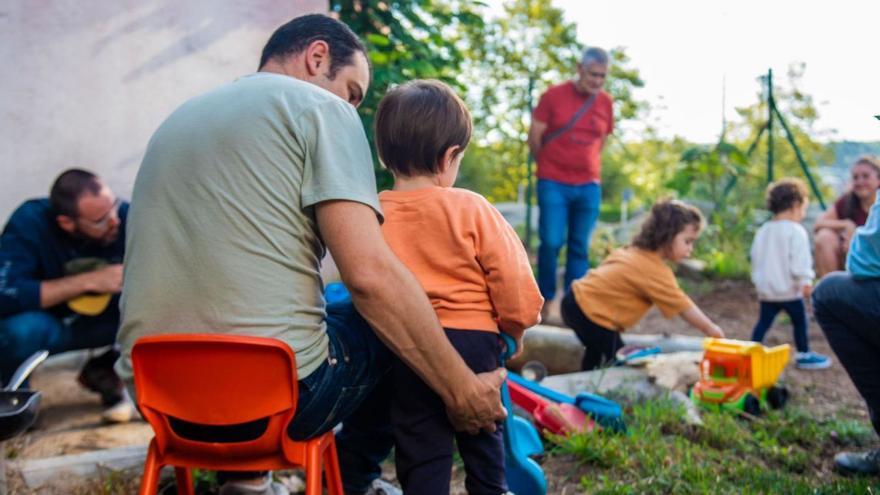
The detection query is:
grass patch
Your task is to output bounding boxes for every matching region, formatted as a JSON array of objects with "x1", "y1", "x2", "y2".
[{"x1": 551, "y1": 398, "x2": 879, "y2": 494}]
